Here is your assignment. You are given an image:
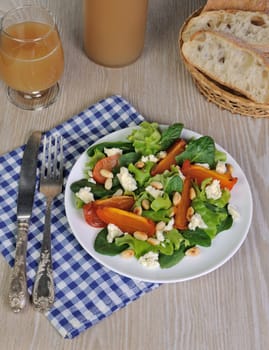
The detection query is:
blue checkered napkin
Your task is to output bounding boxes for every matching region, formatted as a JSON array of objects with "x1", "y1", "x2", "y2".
[{"x1": 0, "y1": 95, "x2": 160, "y2": 339}]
